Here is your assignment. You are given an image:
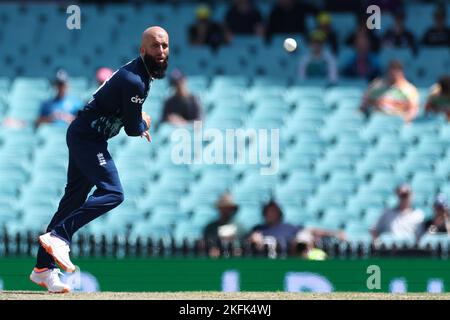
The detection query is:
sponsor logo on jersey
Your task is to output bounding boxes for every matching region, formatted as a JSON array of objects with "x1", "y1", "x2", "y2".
[
  {"x1": 131, "y1": 95, "x2": 145, "y2": 104},
  {"x1": 97, "y1": 153, "x2": 107, "y2": 166}
]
